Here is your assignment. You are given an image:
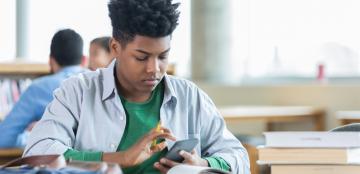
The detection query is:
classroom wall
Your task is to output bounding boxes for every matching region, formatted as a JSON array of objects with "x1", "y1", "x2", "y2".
[{"x1": 195, "y1": 82, "x2": 360, "y2": 135}]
